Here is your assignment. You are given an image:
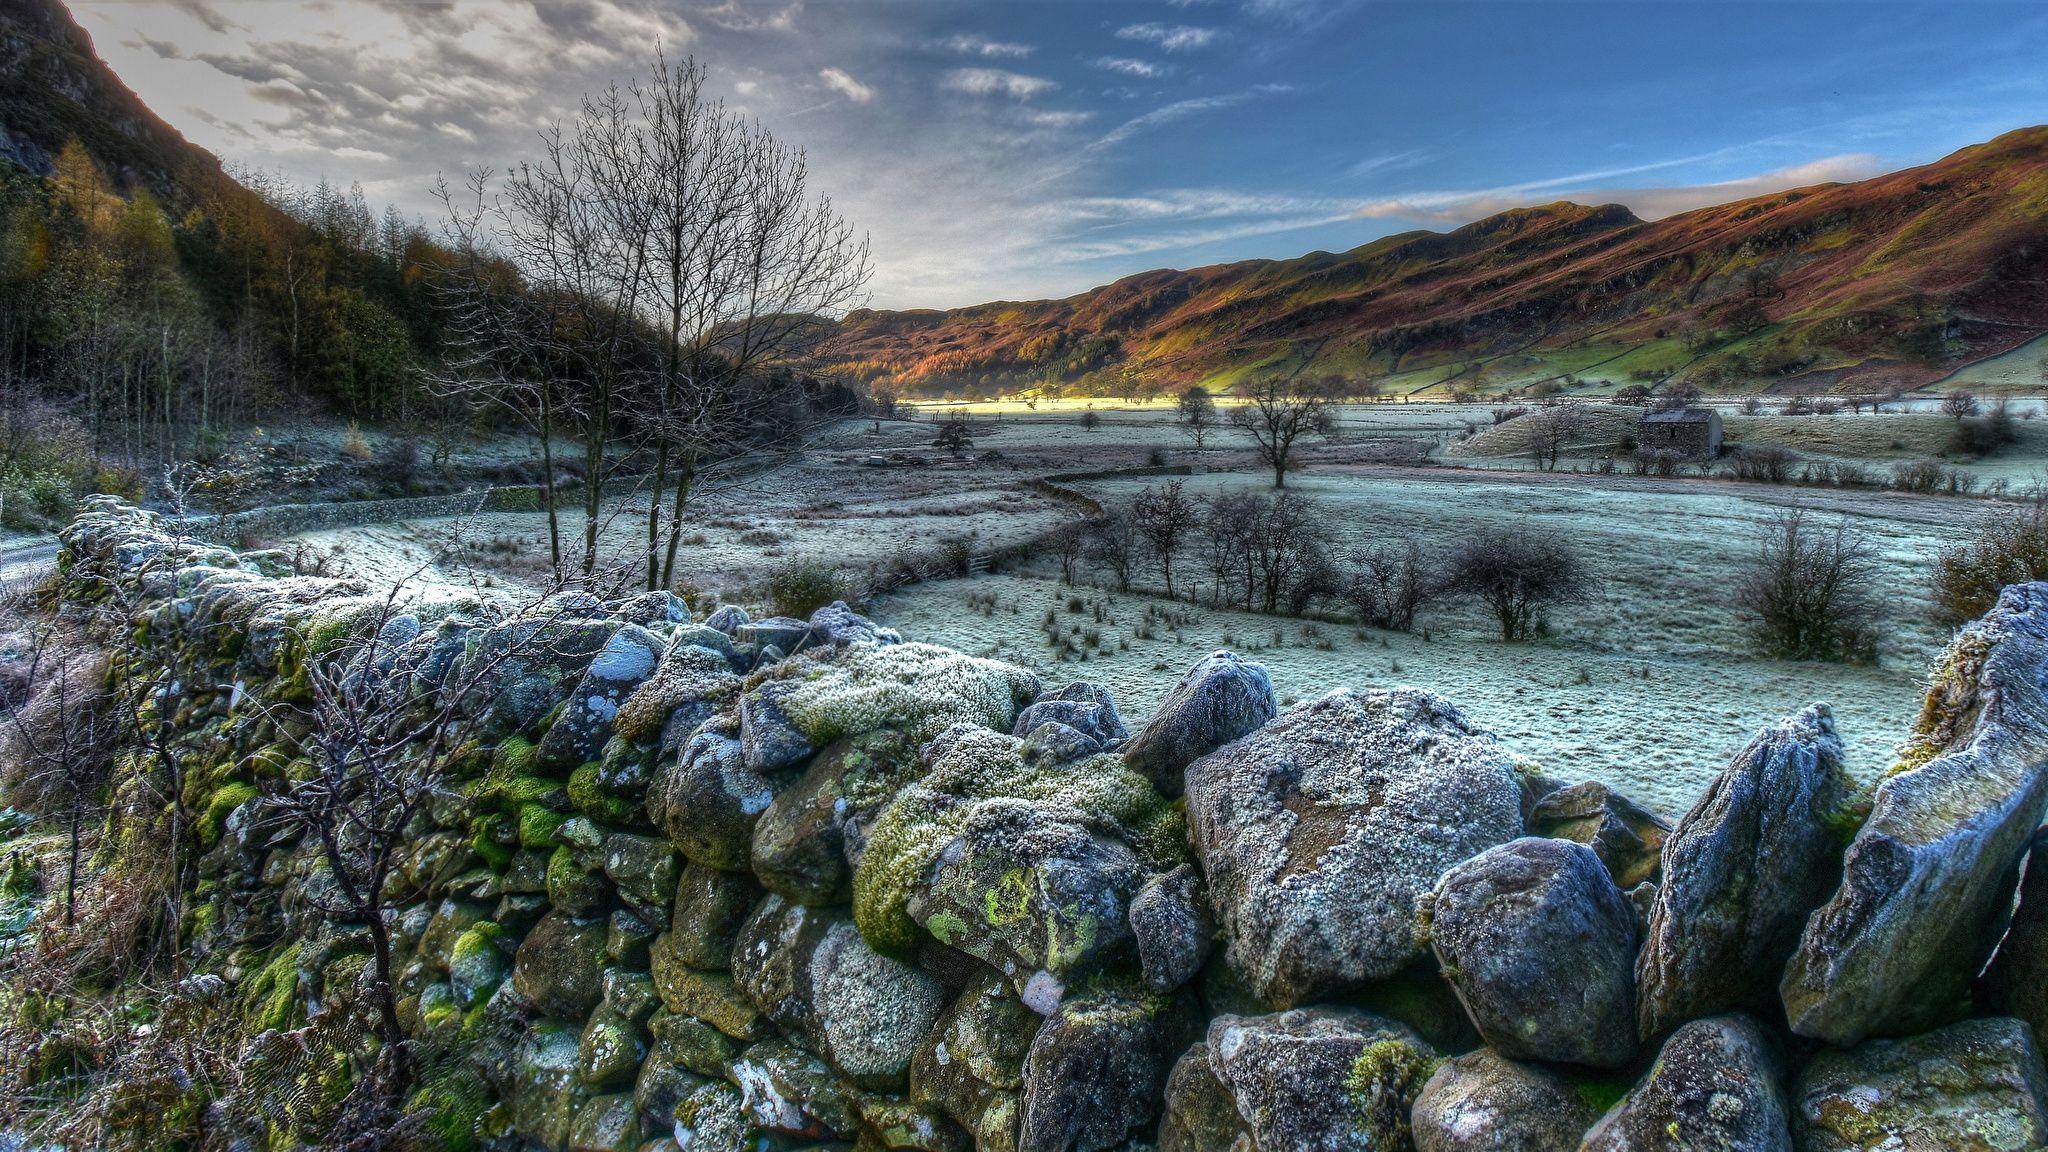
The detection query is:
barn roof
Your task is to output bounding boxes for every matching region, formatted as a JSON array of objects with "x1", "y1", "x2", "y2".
[{"x1": 1641, "y1": 406, "x2": 1717, "y2": 424}]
